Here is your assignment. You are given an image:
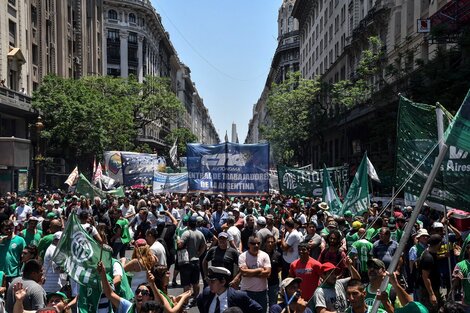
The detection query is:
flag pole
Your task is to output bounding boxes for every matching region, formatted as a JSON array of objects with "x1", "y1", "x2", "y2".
[
  {"x1": 370, "y1": 142, "x2": 449, "y2": 313},
  {"x1": 436, "y1": 104, "x2": 454, "y2": 299}
]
